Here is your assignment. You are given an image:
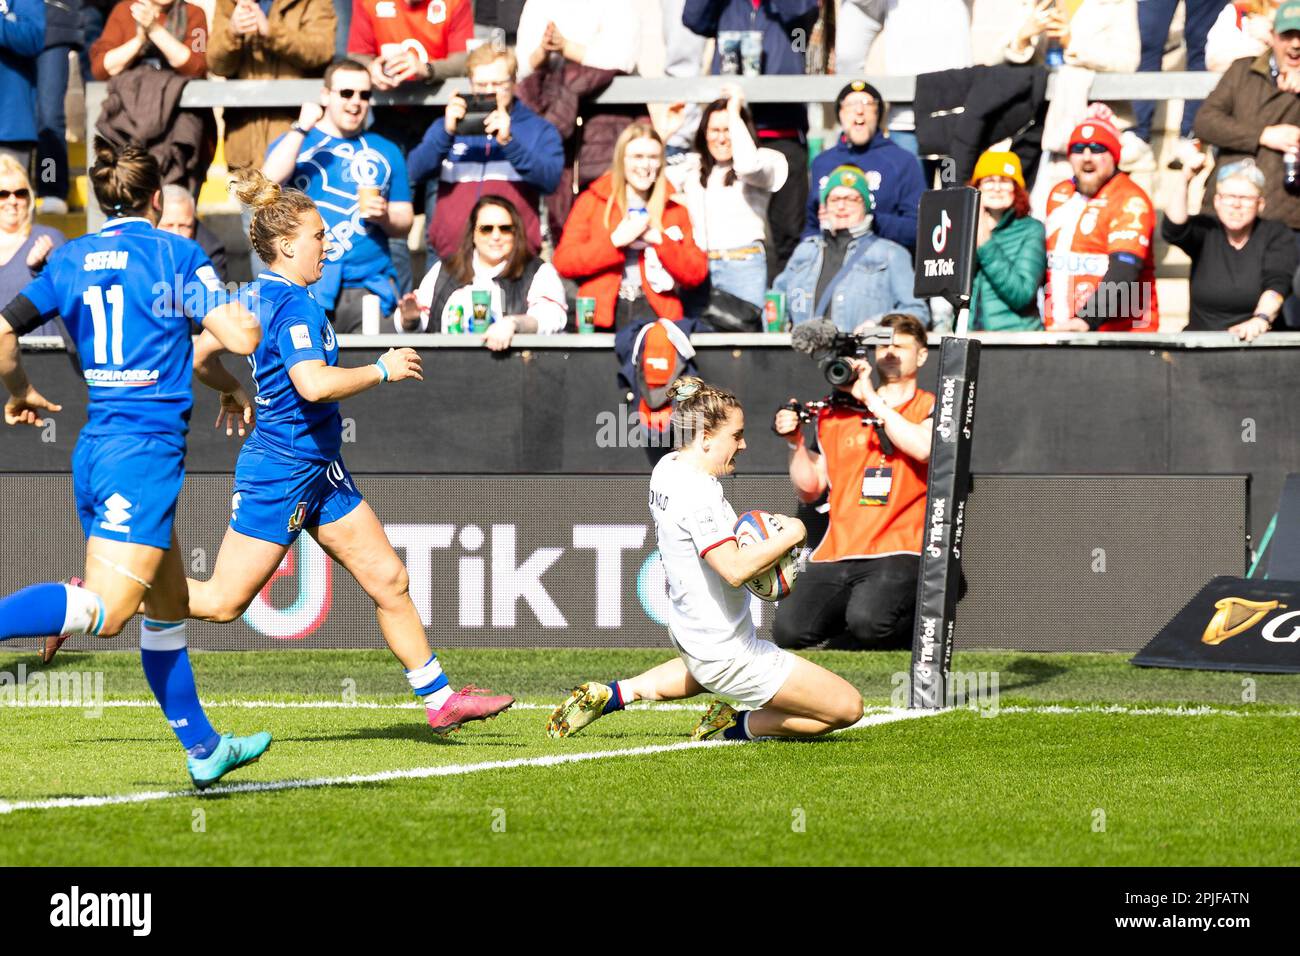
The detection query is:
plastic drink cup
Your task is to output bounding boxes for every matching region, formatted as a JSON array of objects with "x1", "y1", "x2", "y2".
[
  {"x1": 361, "y1": 294, "x2": 381, "y2": 335},
  {"x1": 576, "y1": 297, "x2": 596, "y2": 334},
  {"x1": 740, "y1": 31, "x2": 763, "y2": 76},
  {"x1": 764, "y1": 291, "x2": 786, "y2": 333},
  {"x1": 471, "y1": 289, "x2": 492, "y2": 332},
  {"x1": 718, "y1": 31, "x2": 743, "y2": 75}
]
